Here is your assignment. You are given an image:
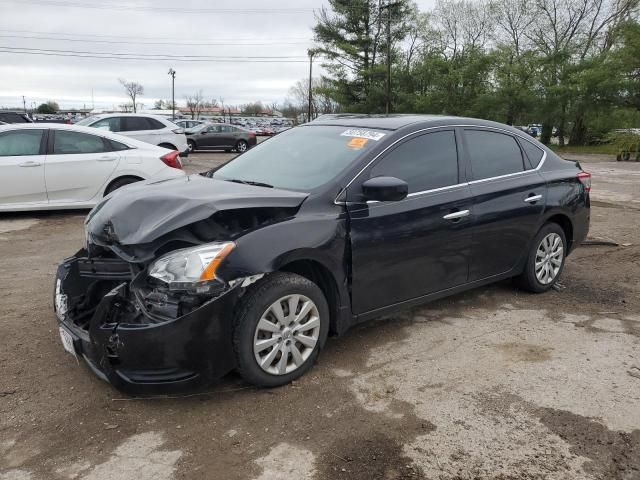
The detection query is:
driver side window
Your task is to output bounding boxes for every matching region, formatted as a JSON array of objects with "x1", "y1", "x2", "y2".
[{"x1": 370, "y1": 130, "x2": 459, "y2": 194}]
